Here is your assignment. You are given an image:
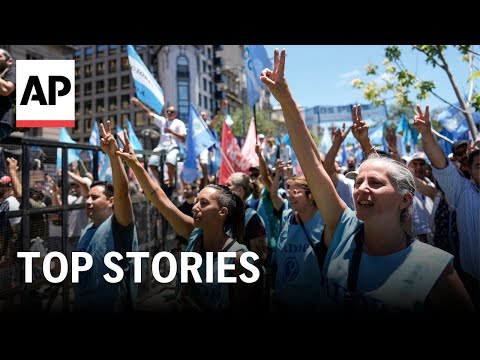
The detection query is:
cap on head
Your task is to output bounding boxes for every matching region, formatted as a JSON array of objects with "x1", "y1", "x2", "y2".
[
  {"x1": 258, "y1": 134, "x2": 265, "y2": 140},
  {"x1": 407, "y1": 152, "x2": 427, "y2": 166},
  {"x1": 452, "y1": 139, "x2": 468, "y2": 153}
]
